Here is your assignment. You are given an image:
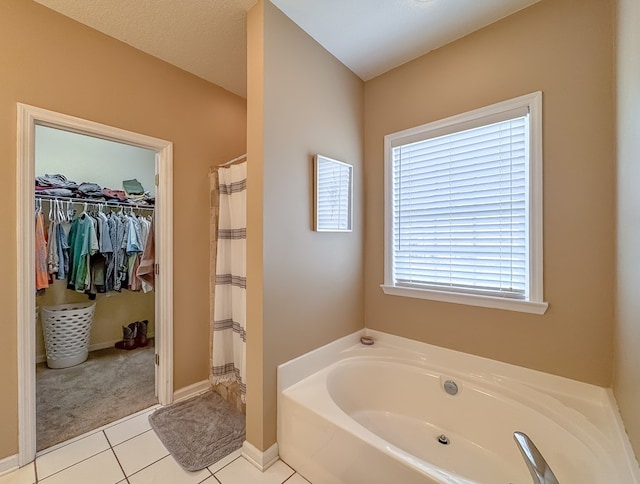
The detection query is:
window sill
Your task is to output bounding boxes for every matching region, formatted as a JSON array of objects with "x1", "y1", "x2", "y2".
[{"x1": 380, "y1": 285, "x2": 549, "y2": 315}]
